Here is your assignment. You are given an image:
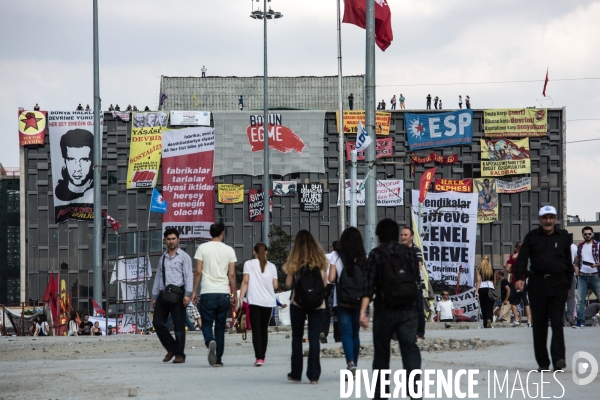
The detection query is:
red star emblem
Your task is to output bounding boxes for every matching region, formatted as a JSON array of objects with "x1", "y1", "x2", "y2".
[
  {"x1": 416, "y1": 123, "x2": 424, "y2": 133},
  {"x1": 20, "y1": 112, "x2": 43, "y2": 131}
]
